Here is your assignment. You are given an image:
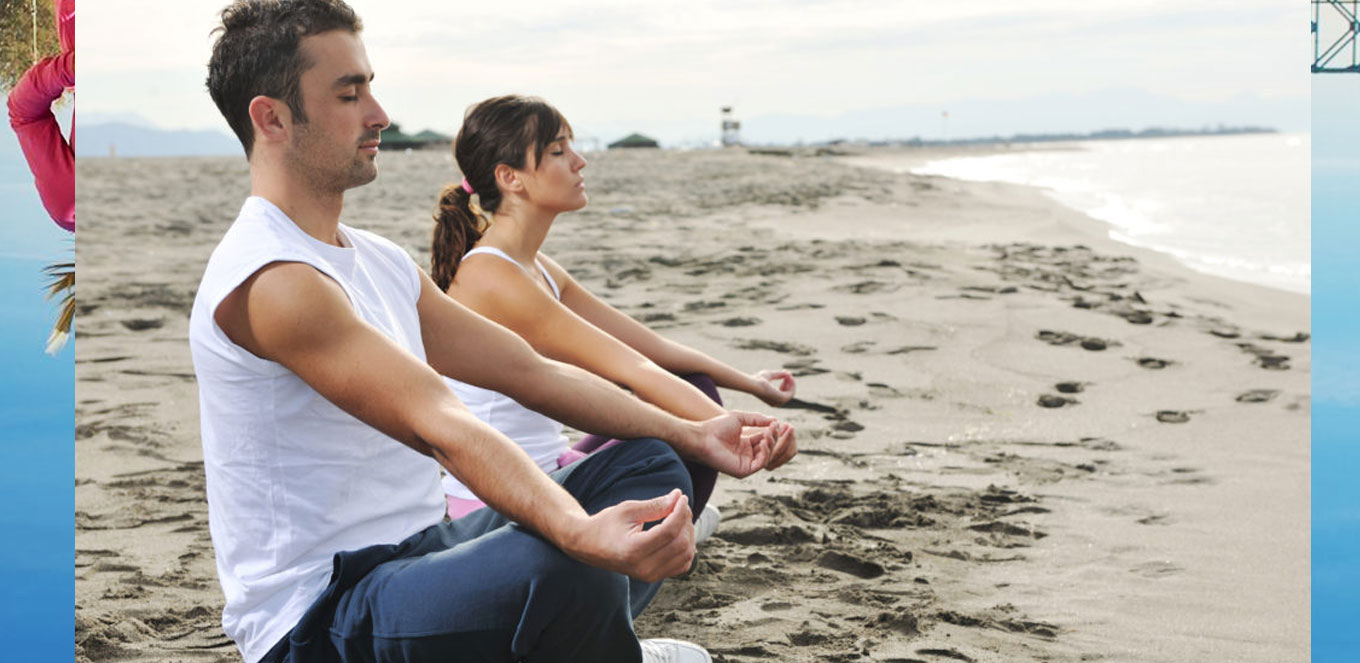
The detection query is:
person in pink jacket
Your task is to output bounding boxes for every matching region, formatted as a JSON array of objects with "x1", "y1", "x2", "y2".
[{"x1": 8, "y1": 0, "x2": 74, "y2": 232}]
